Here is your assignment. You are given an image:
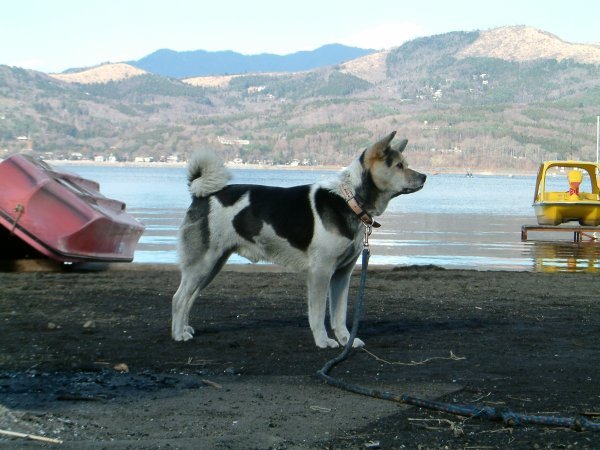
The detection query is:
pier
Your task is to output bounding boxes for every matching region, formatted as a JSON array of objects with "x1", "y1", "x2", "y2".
[{"x1": 521, "y1": 224, "x2": 600, "y2": 242}]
